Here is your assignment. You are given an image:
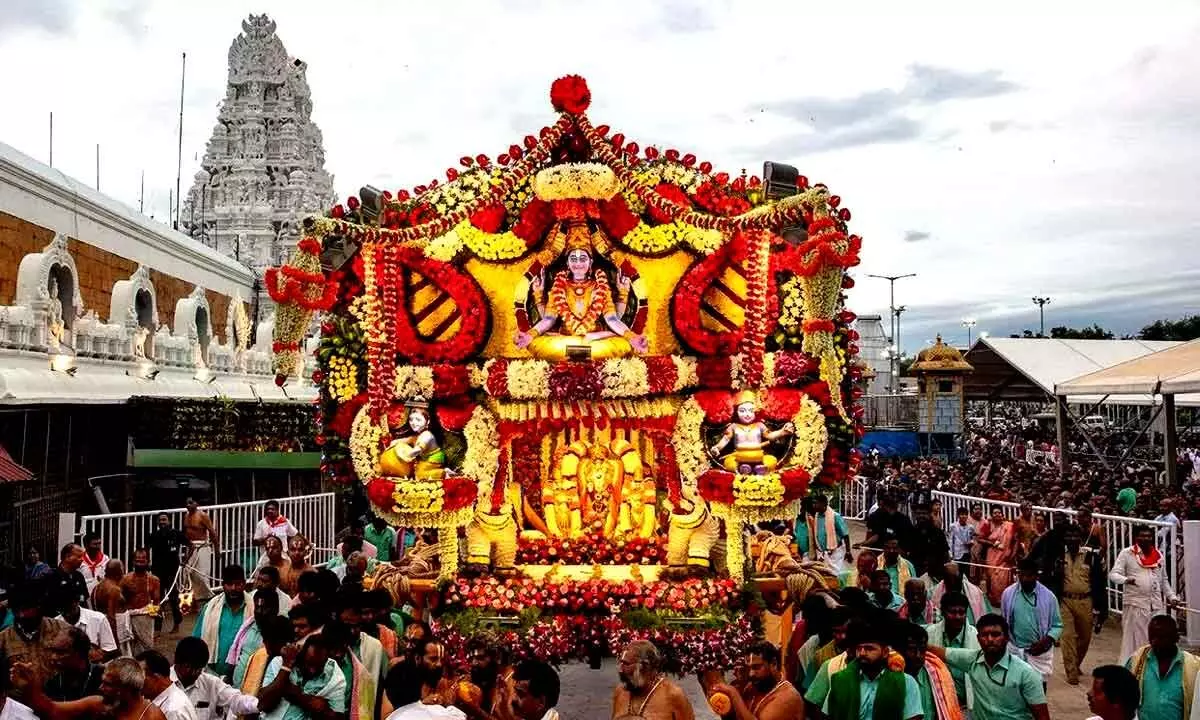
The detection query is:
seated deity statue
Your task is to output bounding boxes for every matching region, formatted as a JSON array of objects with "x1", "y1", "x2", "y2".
[
  {"x1": 543, "y1": 441, "x2": 588, "y2": 538},
  {"x1": 379, "y1": 399, "x2": 445, "y2": 480},
  {"x1": 709, "y1": 390, "x2": 795, "y2": 475},
  {"x1": 579, "y1": 443, "x2": 623, "y2": 536},
  {"x1": 513, "y1": 222, "x2": 647, "y2": 360},
  {"x1": 612, "y1": 439, "x2": 657, "y2": 539}
]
